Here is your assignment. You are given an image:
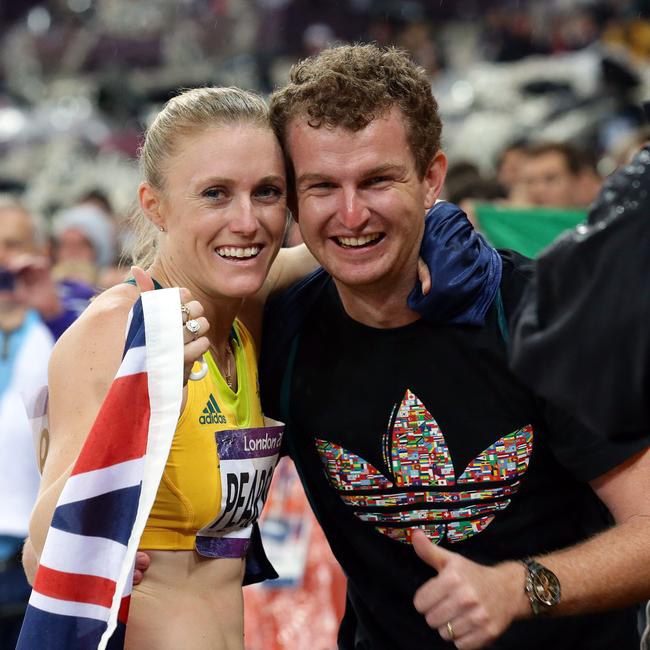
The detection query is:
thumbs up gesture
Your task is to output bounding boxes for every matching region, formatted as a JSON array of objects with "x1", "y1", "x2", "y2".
[{"x1": 412, "y1": 529, "x2": 528, "y2": 649}]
